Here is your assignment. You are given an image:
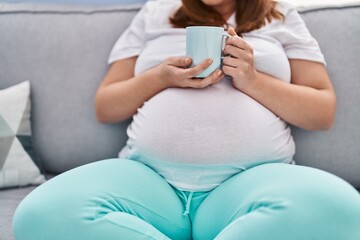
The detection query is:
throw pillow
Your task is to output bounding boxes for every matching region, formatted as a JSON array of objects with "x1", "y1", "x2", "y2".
[{"x1": 0, "y1": 81, "x2": 46, "y2": 189}]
